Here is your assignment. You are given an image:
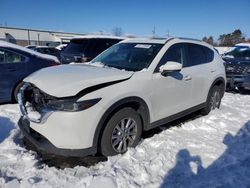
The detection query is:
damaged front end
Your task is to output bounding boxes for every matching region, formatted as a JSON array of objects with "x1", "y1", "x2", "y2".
[
  {"x1": 18, "y1": 83, "x2": 56, "y2": 123},
  {"x1": 18, "y1": 82, "x2": 101, "y2": 124}
]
